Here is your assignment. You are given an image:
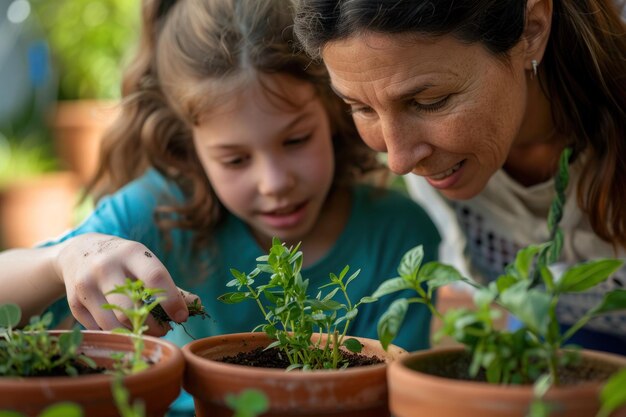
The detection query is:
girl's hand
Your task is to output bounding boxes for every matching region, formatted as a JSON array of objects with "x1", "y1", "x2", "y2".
[{"x1": 54, "y1": 233, "x2": 197, "y2": 336}]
